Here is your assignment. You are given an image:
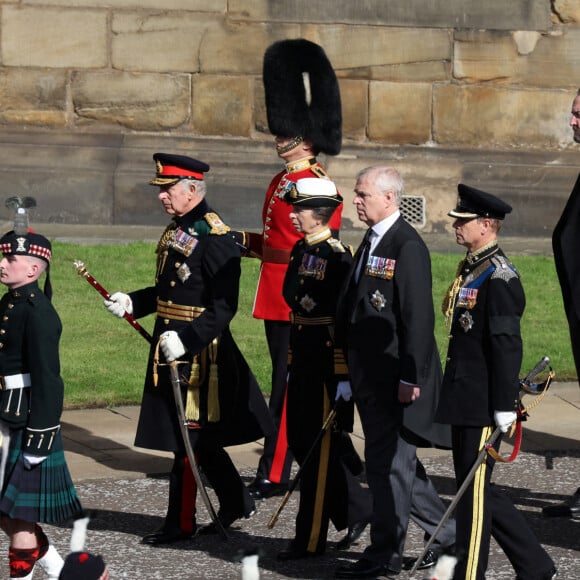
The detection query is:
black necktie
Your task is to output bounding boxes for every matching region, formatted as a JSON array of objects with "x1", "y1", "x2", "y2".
[{"x1": 355, "y1": 230, "x2": 373, "y2": 283}]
